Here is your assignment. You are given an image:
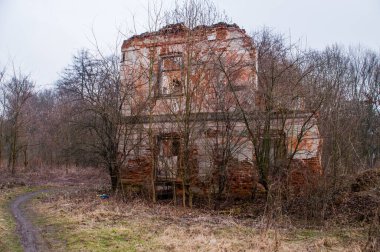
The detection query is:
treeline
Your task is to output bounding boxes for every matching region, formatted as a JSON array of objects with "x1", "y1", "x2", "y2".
[
  {"x1": 315, "y1": 46, "x2": 380, "y2": 178},
  {"x1": 0, "y1": 69, "x2": 99, "y2": 171},
  {"x1": 0, "y1": 40, "x2": 378, "y2": 188}
]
